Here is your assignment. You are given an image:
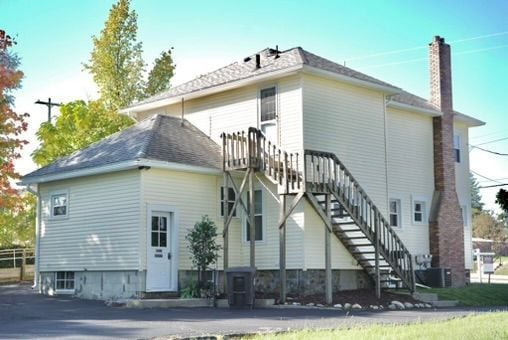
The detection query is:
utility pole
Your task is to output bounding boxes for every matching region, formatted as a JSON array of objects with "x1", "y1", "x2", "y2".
[{"x1": 35, "y1": 98, "x2": 62, "y2": 123}]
